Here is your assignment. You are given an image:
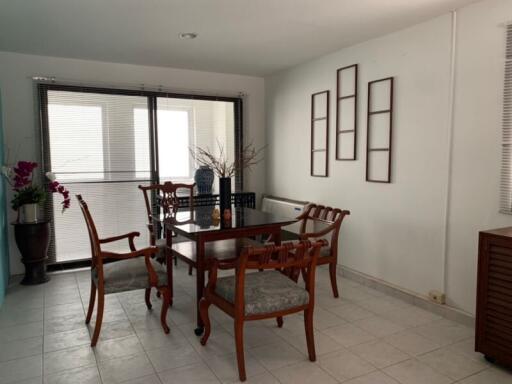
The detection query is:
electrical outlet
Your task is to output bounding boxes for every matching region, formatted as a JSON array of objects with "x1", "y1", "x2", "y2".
[{"x1": 428, "y1": 290, "x2": 446, "y2": 305}]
